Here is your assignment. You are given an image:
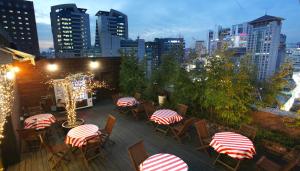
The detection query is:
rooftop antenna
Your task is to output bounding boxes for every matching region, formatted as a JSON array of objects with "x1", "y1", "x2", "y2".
[{"x1": 265, "y1": 9, "x2": 268, "y2": 15}]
